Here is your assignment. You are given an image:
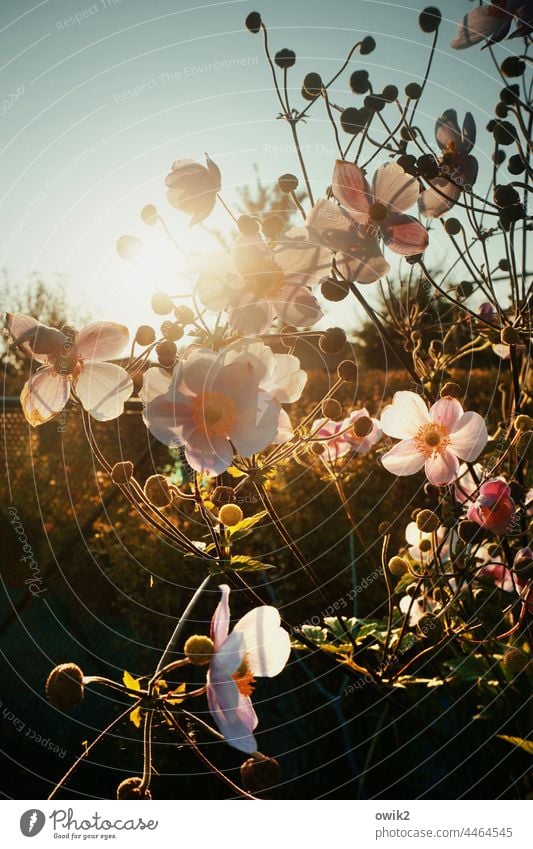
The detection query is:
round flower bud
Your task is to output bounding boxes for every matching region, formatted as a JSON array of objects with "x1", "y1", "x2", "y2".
[
  {"x1": 116, "y1": 234, "x2": 142, "y2": 261},
  {"x1": 360, "y1": 36, "x2": 376, "y2": 55},
  {"x1": 495, "y1": 102, "x2": 508, "y2": 119},
  {"x1": 322, "y1": 398, "x2": 343, "y2": 421},
  {"x1": 458, "y1": 519, "x2": 482, "y2": 543},
  {"x1": 278, "y1": 173, "x2": 298, "y2": 194},
  {"x1": 218, "y1": 503, "x2": 244, "y2": 527},
  {"x1": 419, "y1": 6, "x2": 441, "y2": 32},
  {"x1": 144, "y1": 474, "x2": 173, "y2": 508},
  {"x1": 457, "y1": 280, "x2": 474, "y2": 298},
  {"x1": 340, "y1": 107, "x2": 367, "y2": 135},
  {"x1": 161, "y1": 321, "x2": 184, "y2": 342},
  {"x1": 418, "y1": 538, "x2": 433, "y2": 553},
  {"x1": 349, "y1": 70, "x2": 370, "y2": 94},
  {"x1": 212, "y1": 485, "x2": 237, "y2": 507},
  {"x1": 302, "y1": 72, "x2": 323, "y2": 98},
  {"x1": 444, "y1": 217, "x2": 462, "y2": 236},
  {"x1": 397, "y1": 154, "x2": 418, "y2": 176},
  {"x1": 500, "y1": 84, "x2": 520, "y2": 104},
  {"x1": 493, "y1": 149, "x2": 506, "y2": 165},
  {"x1": 499, "y1": 203, "x2": 524, "y2": 230},
  {"x1": 183, "y1": 634, "x2": 215, "y2": 666},
  {"x1": 151, "y1": 292, "x2": 174, "y2": 315},
  {"x1": 310, "y1": 441, "x2": 325, "y2": 456},
  {"x1": 140, "y1": 204, "x2": 158, "y2": 225},
  {"x1": 237, "y1": 215, "x2": 260, "y2": 235},
  {"x1": 321, "y1": 276, "x2": 349, "y2": 302},
  {"x1": 135, "y1": 325, "x2": 156, "y2": 346},
  {"x1": 493, "y1": 120, "x2": 518, "y2": 146},
  {"x1": 405, "y1": 82, "x2": 422, "y2": 100},
  {"x1": 388, "y1": 556, "x2": 408, "y2": 576},
  {"x1": 498, "y1": 258, "x2": 510, "y2": 271},
  {"x1": 417, "y1": 153, "x2": 439, "y2": 180},
  {"x1": 440, "y1": 382, "x2": 461, "y2": 399},
  {"x1": 280, "y1": 325, "x2": 297, "y2": 347},
  {"x1": 381, "y1": 84, "x2": 399, "y2": 103},
  {"x1": 400, "y1": 125, "x2": 417, "y2": 141},
  {"x1": 416, "y1": 509, "x2": 440, "y2": 533},
  {"x1": 46, "y1": 663, "x2": 84, "y2": 711},
  {"x1": 319, "y1": 327, "x2": 346, "y2": 354},
  {"x1": 262, "y1": 215, "x2": 283, "y2": 238},
  {"x1": 111, "y1": 461, "x2": 134, "y2": 485},
  {"x1": 337, "y1": 359, "x2": 357, "y2": 382},
  {"x1": 514, "y1": 414, "x2": 533, "y2": 432},
  {"x1": 352, "y1": 415, "x2": 373, "y2": 438},
  {"x1": 501, "y1": 56, "x2": 526, "y2": 77},
  {"x1": 507, "y1": 154, "x2": 525, "y2": 175},
  {"x1": 417, "y1": 613, "x2": 444, "y2": 643},
  {"x1": 245, "y1": 11, "x2": 261, "y2": 33},
  {"x1": 156, "y1": 340, "x2": 177, "y2": 367},
  {"x1": 502, "y1": 648, "x2": 529, "y2": 676},
  {"x1": 501, "y1": 325, "x2": 521, "y2": 345},
  {"x1": 514, "y1": 547, "x2": 533, "y2": 579},
  {"x1": 275, "y1": 49, "x2": 296, "y2": 69},
  {"x1": 174, "y1": 305, "x2": 195, "y2": 325},
  {"x1": 241, "y1": 757, "x2": 281, "y2": 793},
  {"x1": 364, "y1": 94, "x2": 385, "y2": 114},
  {"x1": 493, "y1": 184, "x2": 520, "y2": 208},
  {"x1": 116, "y1": 777, "x2": 152, "y2": 800}
]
